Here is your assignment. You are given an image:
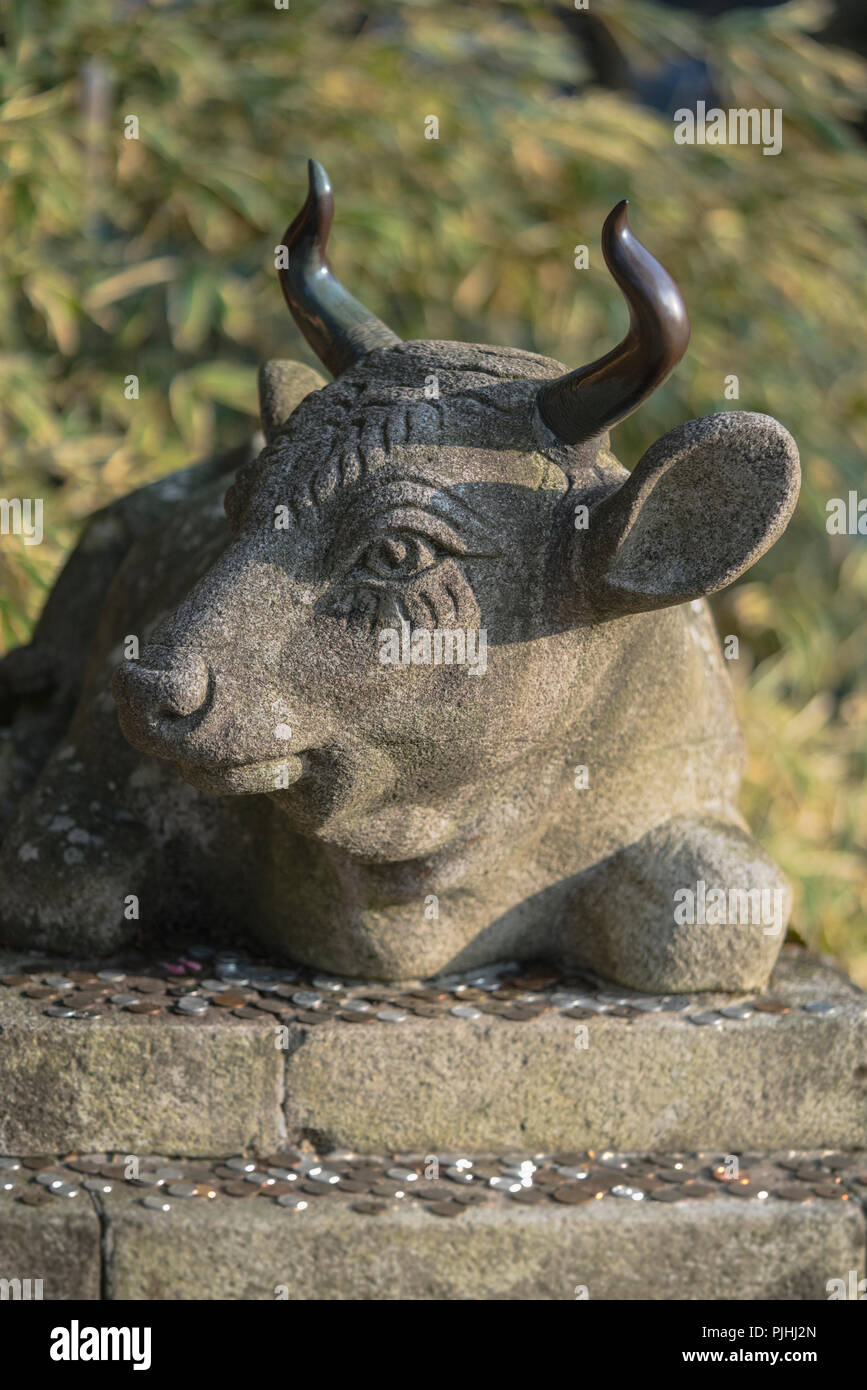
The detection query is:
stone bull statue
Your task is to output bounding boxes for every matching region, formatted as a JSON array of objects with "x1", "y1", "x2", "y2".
[{"x1": 0, "y1": 161, "x2": 800, "y2": 991}]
